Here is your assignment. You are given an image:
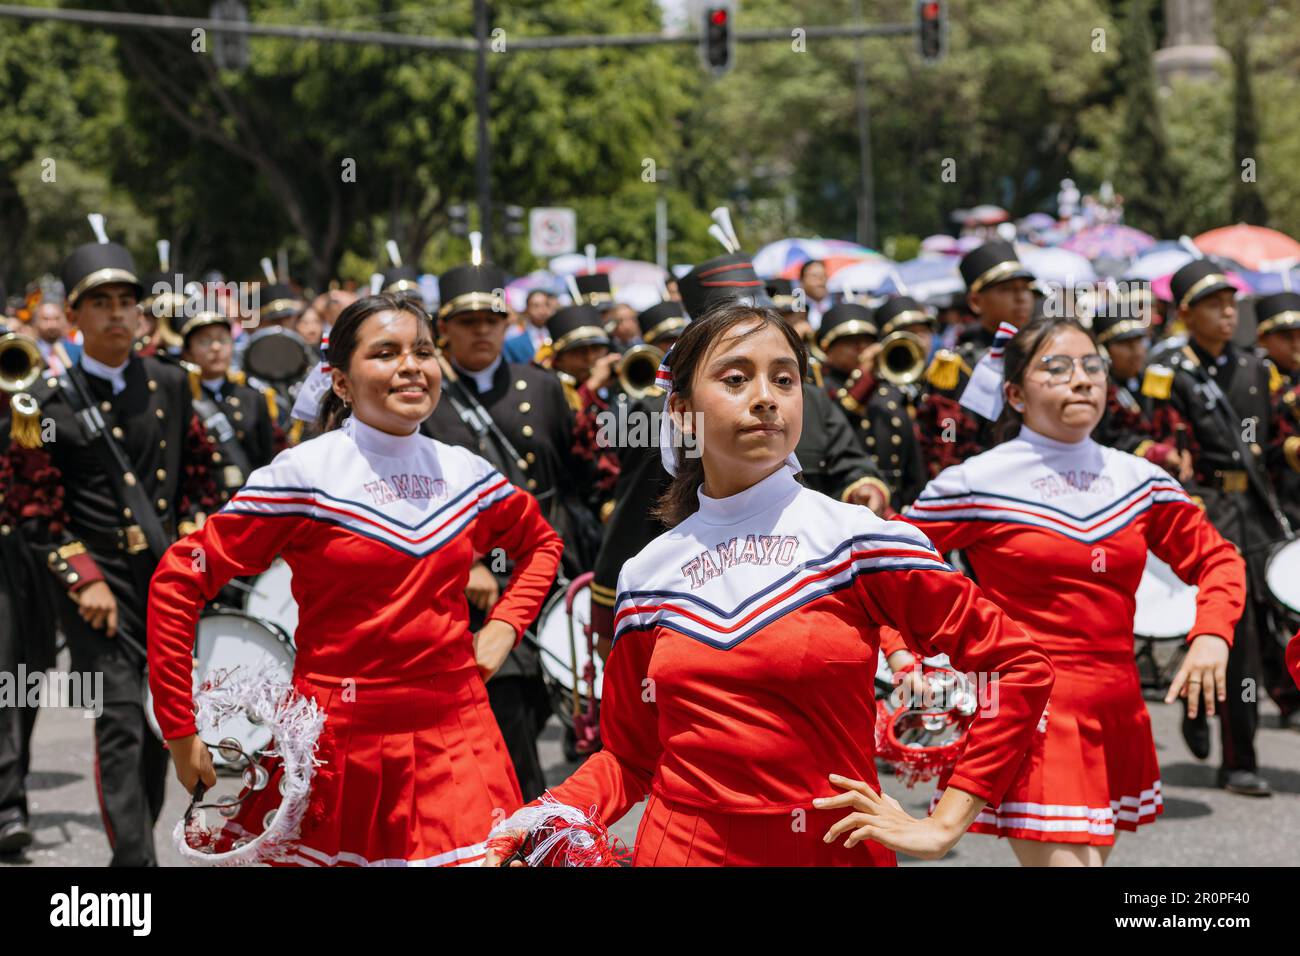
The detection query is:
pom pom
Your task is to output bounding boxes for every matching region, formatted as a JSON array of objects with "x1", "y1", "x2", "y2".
[{"x1": 487, "y1": 795, "x2": 629, "y2": 867}]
